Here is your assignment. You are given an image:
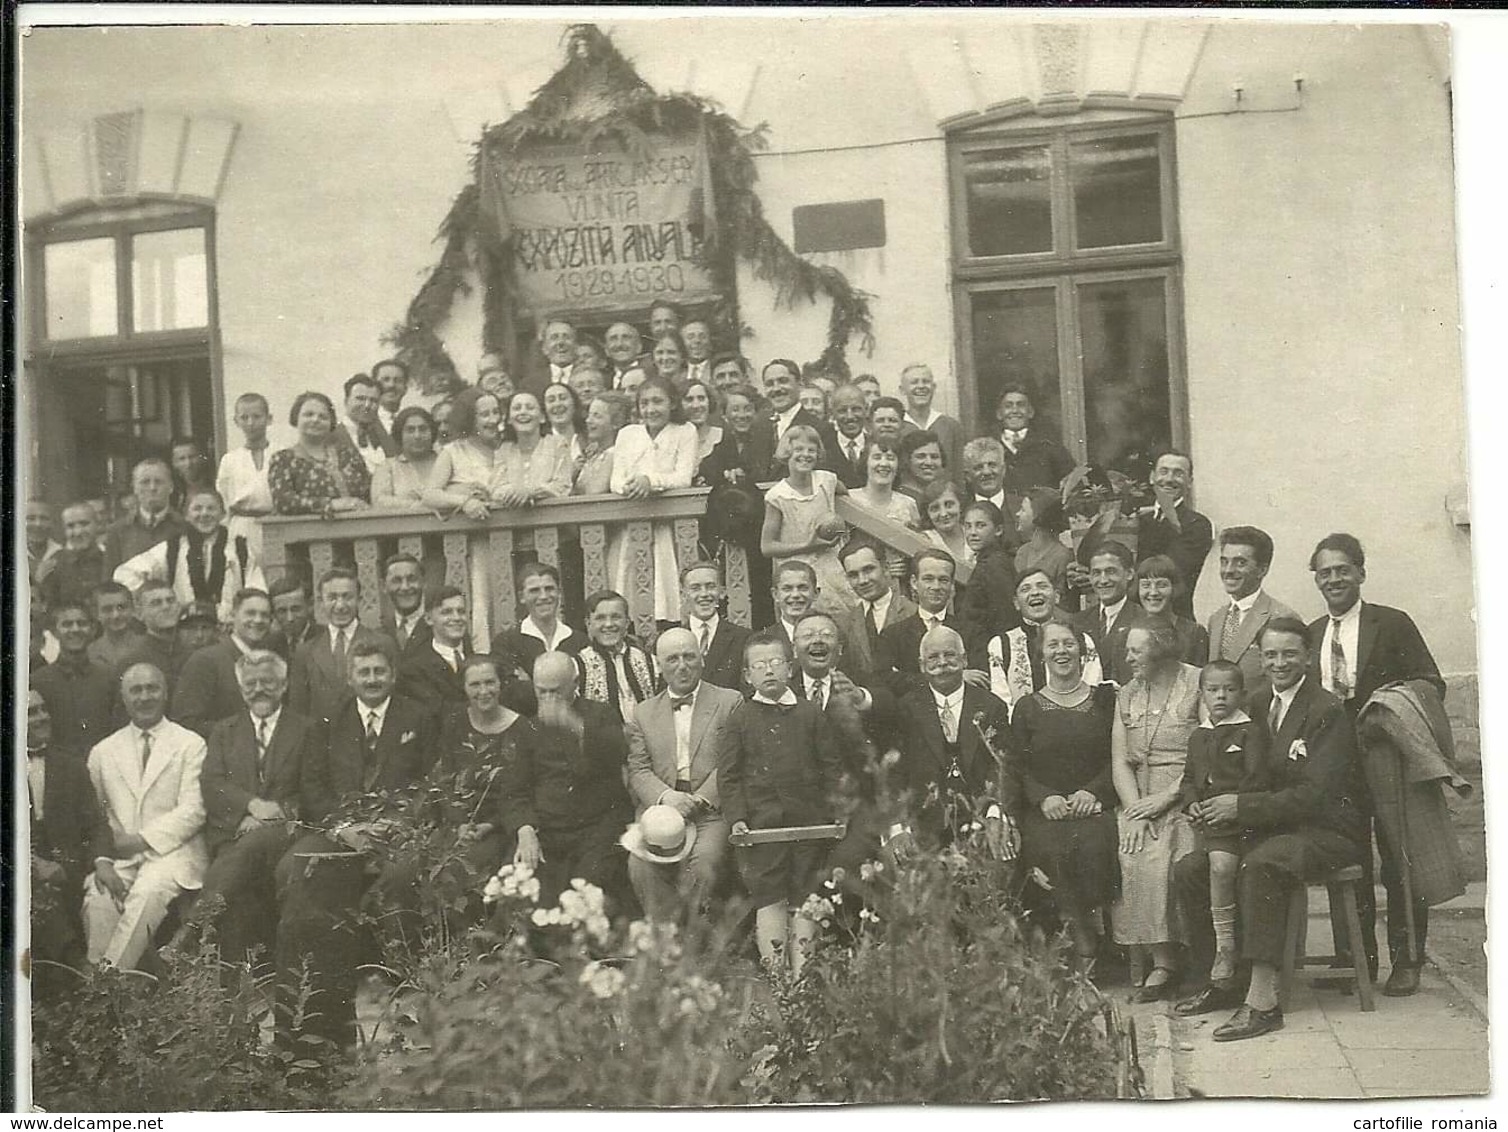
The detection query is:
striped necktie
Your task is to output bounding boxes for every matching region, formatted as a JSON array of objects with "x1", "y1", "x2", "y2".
[{"x1": 1330, "y1": 620, "x2": 1351, "y2": 701}]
